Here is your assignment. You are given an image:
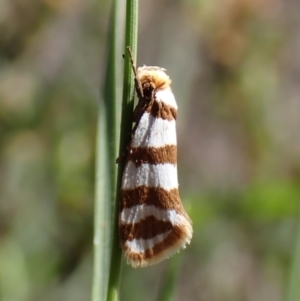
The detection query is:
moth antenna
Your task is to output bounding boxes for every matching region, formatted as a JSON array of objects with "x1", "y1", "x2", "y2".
[{"x1": 127, "y1": 46, "x2": 144, "y2": 98}]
